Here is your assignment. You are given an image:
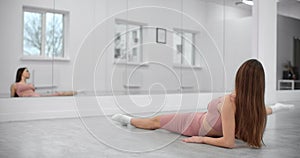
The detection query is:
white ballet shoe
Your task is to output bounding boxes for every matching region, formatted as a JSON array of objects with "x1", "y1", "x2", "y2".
[
  {"x1": 271, "y1": 103, "x2": 295, "y2": 113},
  {"x1": 111, "y1": 114, "x2": 132, "y2": 126}
]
